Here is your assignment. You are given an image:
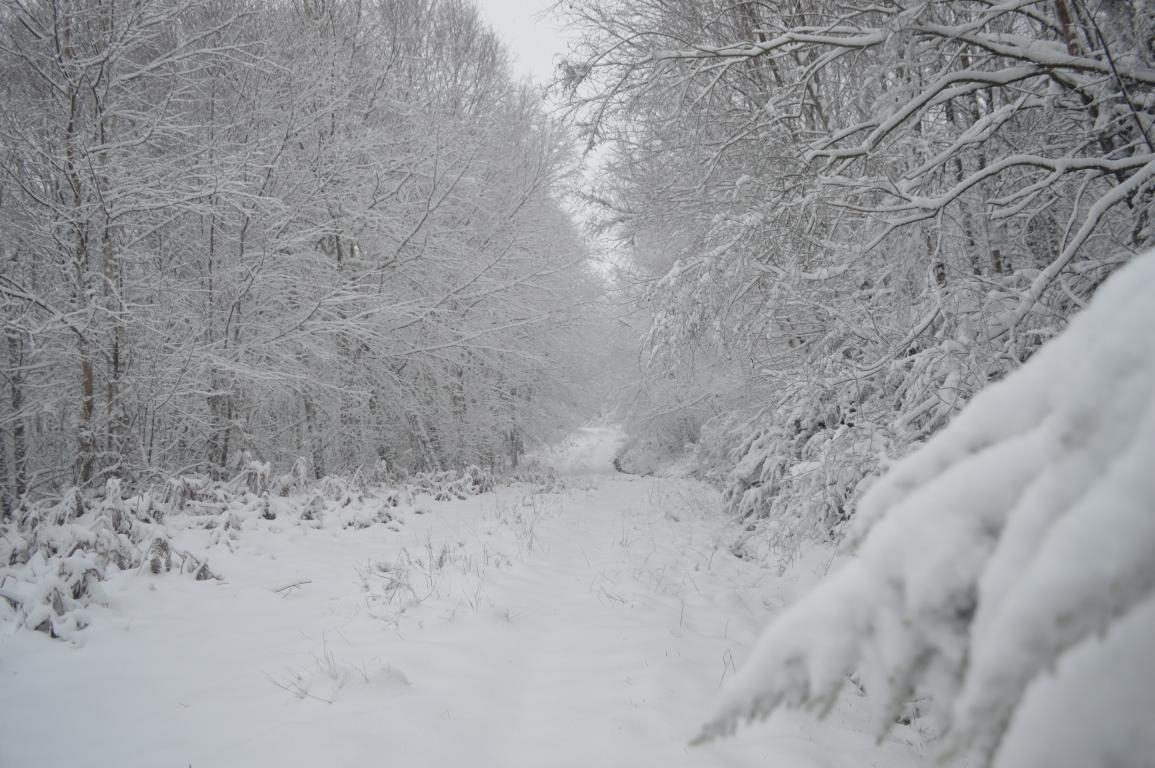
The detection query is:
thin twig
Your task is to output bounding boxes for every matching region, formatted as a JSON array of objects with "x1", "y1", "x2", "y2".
[{"x1": 273, "y1": 579, "x2": 311, "y2": 594}]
